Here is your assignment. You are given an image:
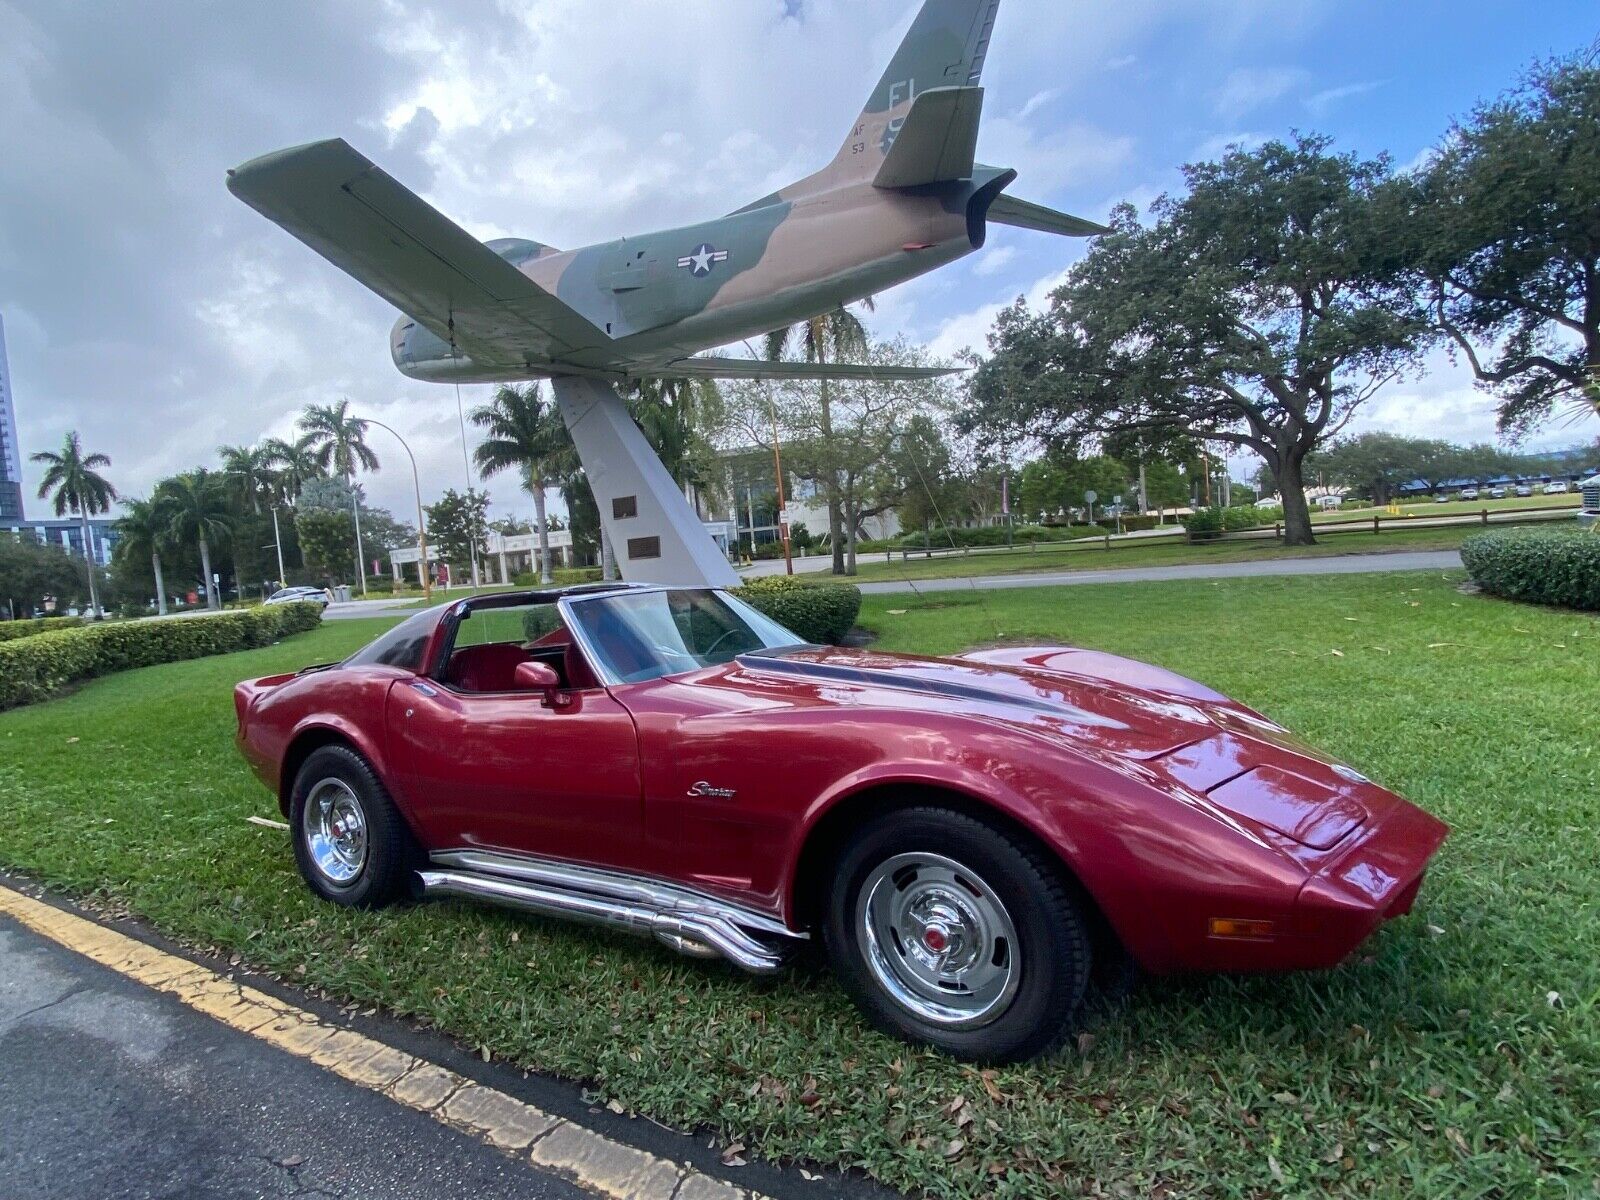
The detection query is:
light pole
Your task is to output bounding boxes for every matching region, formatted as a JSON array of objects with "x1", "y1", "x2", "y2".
[
  {"x1": 269, "y1": 507, "x2": 288, "y2": 587},
  {"x1": 362, "y1": 416, "x2": 432, "y2": 603}
]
